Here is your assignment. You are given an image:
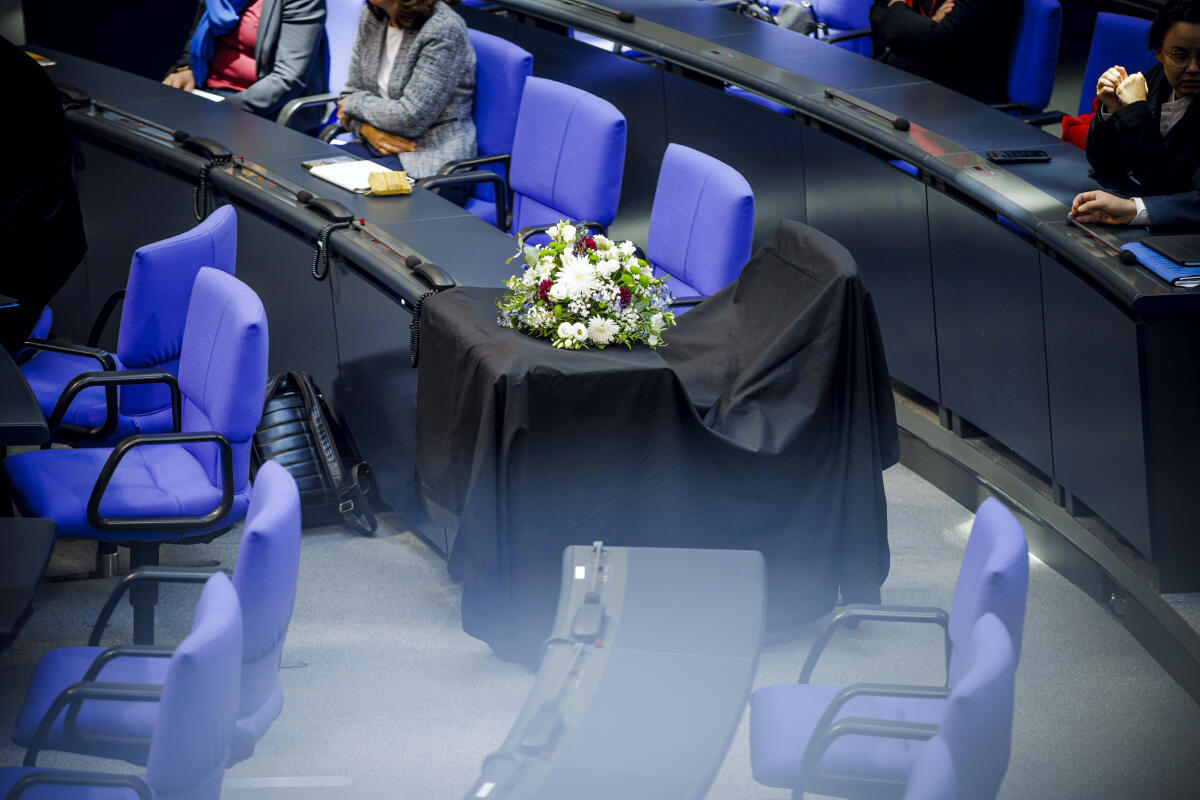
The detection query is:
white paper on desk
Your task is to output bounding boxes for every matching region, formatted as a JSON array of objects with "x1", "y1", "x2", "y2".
[
  {"x1": 307, "y1": 159, "x2": 387, "y2": 193},
  {"x1": 191, "y1": 89, "x2": 226, "y2": 102}
]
